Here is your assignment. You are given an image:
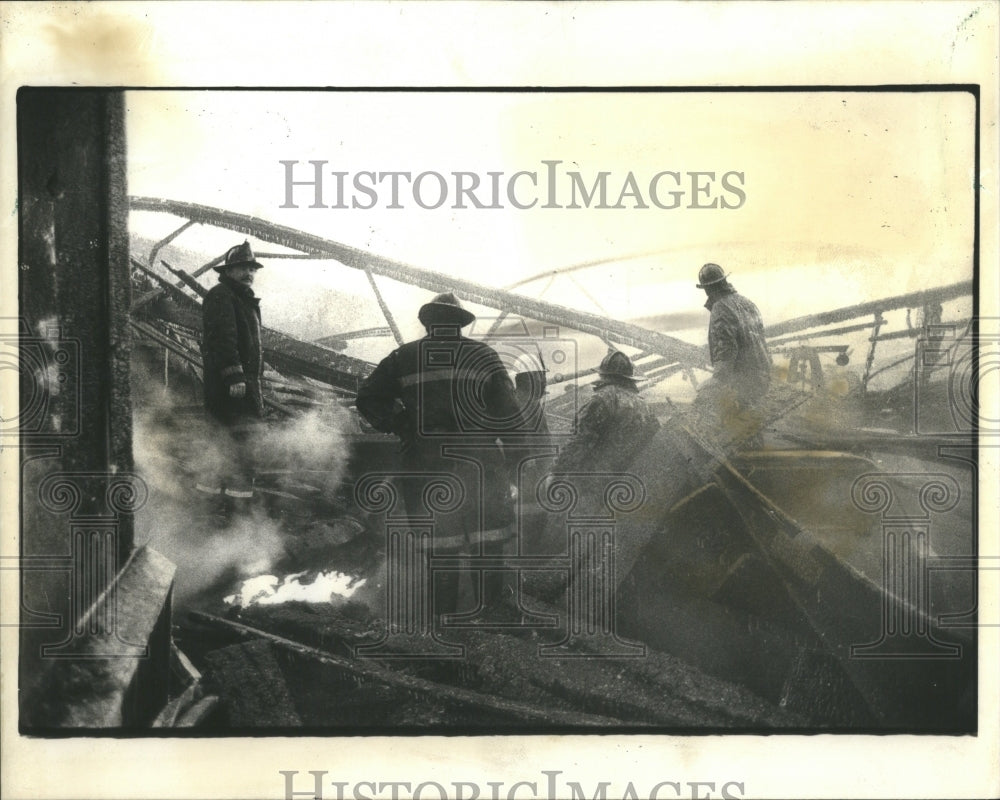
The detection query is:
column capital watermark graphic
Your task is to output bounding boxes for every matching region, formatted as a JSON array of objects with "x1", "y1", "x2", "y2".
[
  {"x1": 850, "y1": 472, "x2": 967, "y2": 659},
  {"x1": 355, "y1": 471, "x2": 466, "y2": 522},
  {"x1": 353, "y1": 471, "x2": 468, "y2": 658},
  {"x1": 1, "y1": 316, "x2": 81, "y2": 441},
  {"x1": 5, "y1": 469, "x2": 149, "y2": 660},
  {"x1": 353, "y1": 469, "x2": 648, "y2": 660},
  {"x1": 537, "y1": 471, "x2": 647, "y2": 522},
  {"x1": 38, "y1": 470, "x2": 150, "y2": 519}
]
